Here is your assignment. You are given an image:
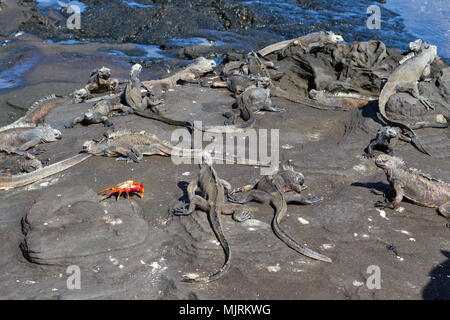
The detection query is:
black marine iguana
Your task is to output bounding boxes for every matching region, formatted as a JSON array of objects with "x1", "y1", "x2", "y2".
[
  {"x1": 228, "y1": 162, "x2": 332, "y2": 263},
  {"x1": 364, "y1": 126, "x2": 415, "y2": 158},
  {"x1": 173, "y1": 158, "x2": 253, "y2": 283}
]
